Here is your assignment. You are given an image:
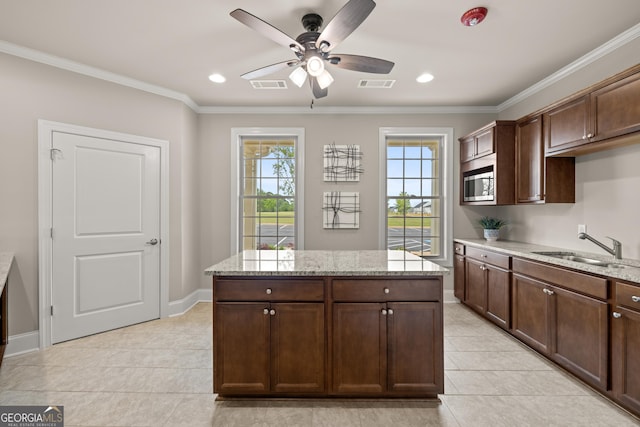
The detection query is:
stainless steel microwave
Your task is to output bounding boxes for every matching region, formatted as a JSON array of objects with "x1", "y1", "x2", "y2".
[{"x1": 463, "y1": 170, "x2": 494, "y2": 202}]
